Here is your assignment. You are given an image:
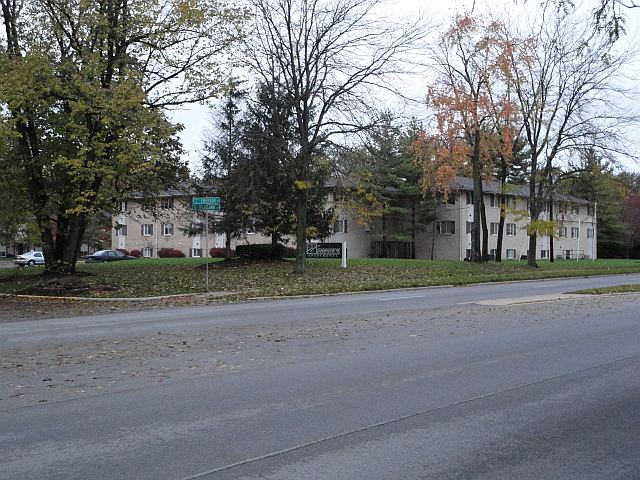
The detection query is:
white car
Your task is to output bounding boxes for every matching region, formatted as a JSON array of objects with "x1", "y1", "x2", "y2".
[{"x1": 14, "y1": 251, "x2": 45, "y2": 267}]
